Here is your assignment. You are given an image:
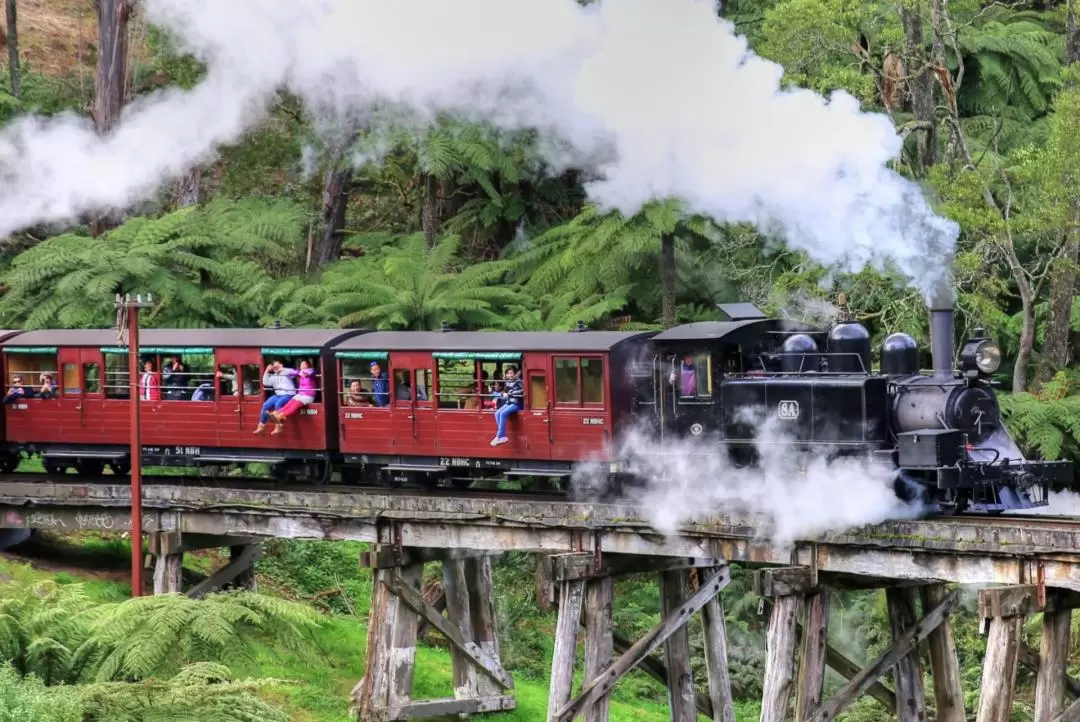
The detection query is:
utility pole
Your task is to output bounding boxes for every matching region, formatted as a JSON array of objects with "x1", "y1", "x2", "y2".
[{"x1": 115, "y1": 293, "x2": 152, "y2": 597}]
